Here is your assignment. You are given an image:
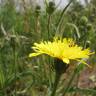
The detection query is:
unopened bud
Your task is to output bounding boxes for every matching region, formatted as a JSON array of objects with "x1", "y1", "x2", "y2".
[
  {"x1": 35, "y1": 5, "x2": 41, "y2": 17},
  {"x1": 80, "y1": 16, "x2": 88, "y2": 25},
  {"x1": 46, "y1": 1, "x2": 55, "y2": 15}
]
